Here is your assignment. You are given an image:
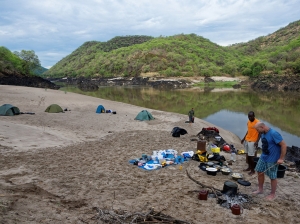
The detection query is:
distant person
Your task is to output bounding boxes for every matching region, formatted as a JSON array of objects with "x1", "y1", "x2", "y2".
[
  {"x1": 253, "y1": 122, "x2": 287, "y2": 200},
  {"x1": 188, "y1": 108, "x2": 194, "y2": 123},
  {"x1": 241, "y1": 111, "x2": 260, "y2": 175}
]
